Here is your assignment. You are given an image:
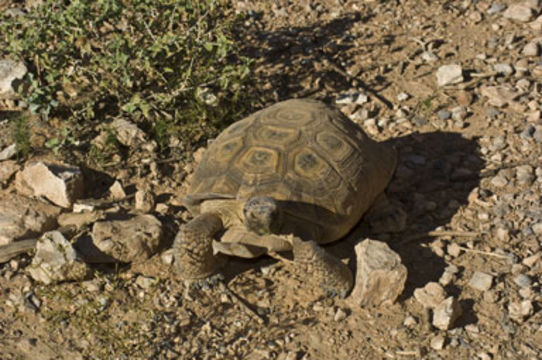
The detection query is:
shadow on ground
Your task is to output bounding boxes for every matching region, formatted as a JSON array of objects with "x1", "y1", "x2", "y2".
[{"x1": 219, "y1": 130, "x2": 484, "y2": 304}]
